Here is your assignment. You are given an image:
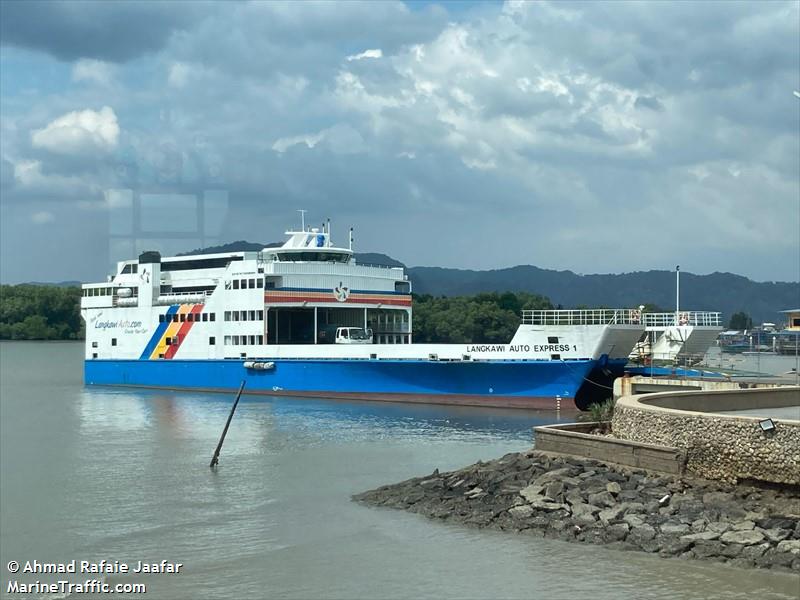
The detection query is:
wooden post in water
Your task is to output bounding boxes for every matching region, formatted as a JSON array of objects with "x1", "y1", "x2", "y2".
[{"x1": 210, "y1": 380, "x2": 246, "y2": 468}]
